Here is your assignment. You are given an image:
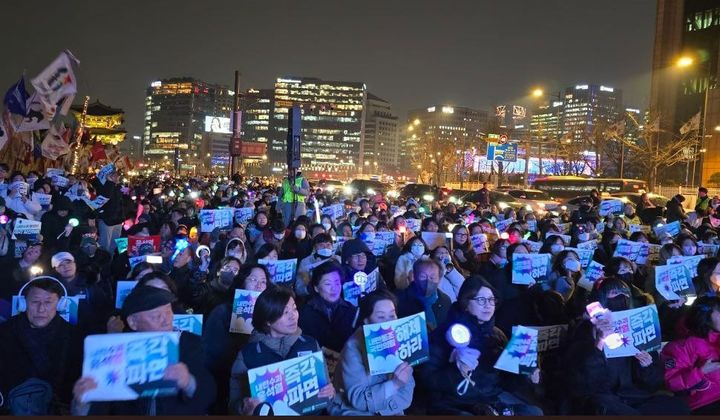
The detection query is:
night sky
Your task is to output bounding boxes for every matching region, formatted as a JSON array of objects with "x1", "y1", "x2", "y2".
[{"x1": 2, "y1": 0, "x2": 656, "y2": 136}]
